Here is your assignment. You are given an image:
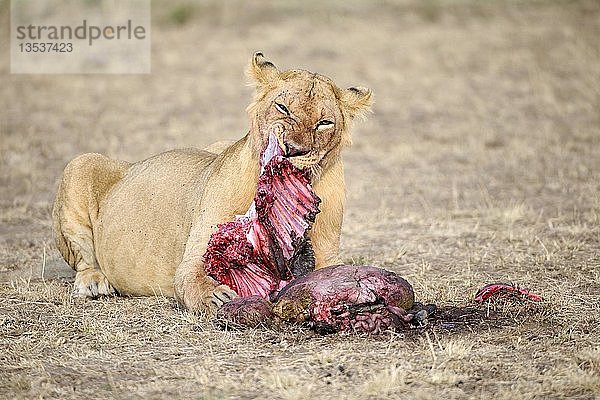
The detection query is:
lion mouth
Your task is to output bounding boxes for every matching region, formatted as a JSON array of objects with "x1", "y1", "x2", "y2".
[
  {"x1": 261, "y1": 133, "x2": 317, "y2": 172},
  {"x1": 283, "y1": 143, "x2": 311, "y2": 158}
]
